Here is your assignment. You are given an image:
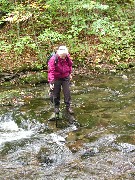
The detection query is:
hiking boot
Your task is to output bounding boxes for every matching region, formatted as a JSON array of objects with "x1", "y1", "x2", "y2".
[
  {"x1": 55, "y1": 107, "x2": 59, "y2": 114},
  {"x1": 66, "y1": 107, "x2": 74, "y2": 114}
]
